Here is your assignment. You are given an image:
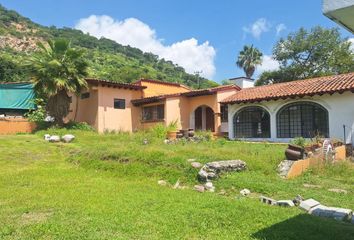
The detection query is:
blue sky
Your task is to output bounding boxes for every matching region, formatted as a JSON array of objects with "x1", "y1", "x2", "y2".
[{"x1": 1, "y1": 0, "x2": 353, "y2": 82}]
